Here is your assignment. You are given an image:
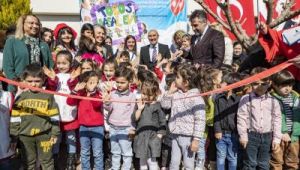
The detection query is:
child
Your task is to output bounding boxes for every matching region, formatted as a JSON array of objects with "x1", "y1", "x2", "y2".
[
  {"x1": 214, "y1": 72, "x2": 242, "y2": 170},
  {"x1": 270, "y1": 70, "x2": 300, "y2": 170},
  {"x1": 160, "y1": 73, "x2": 176, "y2": 170},
  {"x1": 77, "y1": 36, "x2": 104, "y2": 66},
  {"x1": 80, "y1": 23, "x2": 94, "y2": 39},
  {"x1": 99, "y1": 58, "x2": 117, "y2": 93},
  {"x1": 67, "y1": 58, "x2": 97, "y2": 91},
  {"x1": 67, "y1": 71, "x2": 104, "y2": 170},
  {"x1": 237, "y1": 67, "x2": 282, "y2": 170},
  {"x1": 200, "y1": 67, "x2": 223, "y2": 170},
  {"x1": 53, "y1": 23, "x2": 77, "y2": 58},
  {"x1": 161, "y1": 63, "x2": 206, "y2": 170},
  {"x1": 0, "y1": 85, "x2": 14, "y2": 169},
  {"x1": 118, "y1": 50, "x2": 130, "y2": 64},
  {"x1": 10, "y1": 63, "x2": 60, "y2": 169},
  {"x1": 43, "y1": 50, "x2": 79, "y2": 170},
  {"x1": 103, "y1": 67, "x2": 136, "y2": 170},
  {"x1": 133, "y1": 79, "x2": 166, "y2": 170}
]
